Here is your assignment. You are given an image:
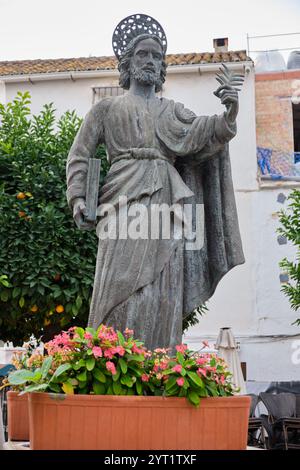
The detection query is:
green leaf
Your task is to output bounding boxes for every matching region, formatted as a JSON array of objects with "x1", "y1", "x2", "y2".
[
  {"x1": 117, "y1": 331, "x2": 125, "y2": 346},
  {"x1": 165, "y1": 384, "x2": 180, "y2": 396},
  {"x1": 48, "y1": 383, "x2": 61, "y2": 393},
  {"x1": 119, "y1": 358, "x2": 127, "y2": 374},
  {"x1": 75, "y1": 295, "x2": 82, "y2": 310},
  {"x1": 165, "y1": 376, "x2": 177, "y2": 392},
  {"x1": 127, "y1": 354, "x2": 144, "y2": 362},
  {"x1": 187, "y1": 390, "x2": 200, "y2": 407},
  {"x1": 112, "y1": 369, "x2": 120, "y2": 382},
  {"x1": 74, "y1": 327, "x2": 85, "y2": 339},
  {"x1": 73, "y1": 359, "x2": 86, "y2": 370},
  {"x1": 12, "y1": 287, "x2": 21, "y2": 299},
  {"x1": 0, "y1": 291, "x2": 9, "y2": 302},
  {"x1": 178, "y1": 387, "x2": 187, "y2": 397},
  {"x1": 127, "y1": 364, "x2": 142, "y2": 376},
  {"x1": 92, "y1": 381, "x2": 106, "y2": 395},
  {"x1": 62, "y1": 382, "x2": 74, "y2": 394},
  {"x1": 112, "y1": 381, "x2": 122, "y2": 395},
  {"x1": 50, "y1": 363, "x2": 71, "y2": 381},
  {"x1": 76, "y1": 370, "x2": 87, "y2": 382},
  {"x1": 186, "y1": 371, "x2": 204, "y2": 389},
  {"x1": 120, "y1": 375, "x2": 134, "y2": 388},
  {"x1": 136, "y1": 380, "x2": 143, "y2": 395},
  {"x1": 71, "y1": 304, "x2": 78, "y2": 316},
  {"x1": 93, "y1": 368, "x2": 106, "y2": 383},
  {"x1": 19, "y1": 296, "x2": 25, "y2": 308},
  {"x1": 8, "y1": 369, "x2": 35, "y2": 385},
  {"x1": 85, "y1": 327, "x2": 96, "y2": 336},
  {"x1": 23, "y1": 383, "x2": 49, "y2": 393},
  {"x1": 176, "y1": 352, "x2": 185, "y2": 365},
  {"x1": 86, "y1": 357, "x2": 95, "y2": 371},
  {"x1": 41, "y1": 356, "x2": 53, "y2": 379}
]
